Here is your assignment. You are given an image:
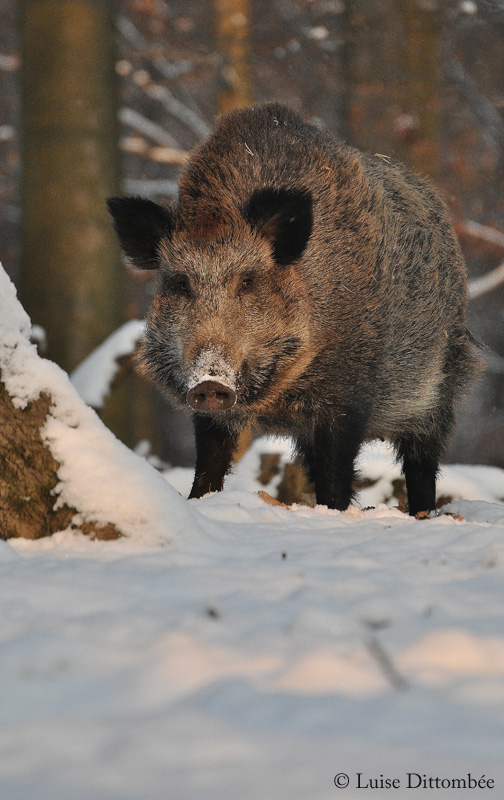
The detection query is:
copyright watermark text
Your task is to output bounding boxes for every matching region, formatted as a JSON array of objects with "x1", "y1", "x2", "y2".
[{"x1": 334, "y1": 773, "x2": 495, "y2": 790}]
